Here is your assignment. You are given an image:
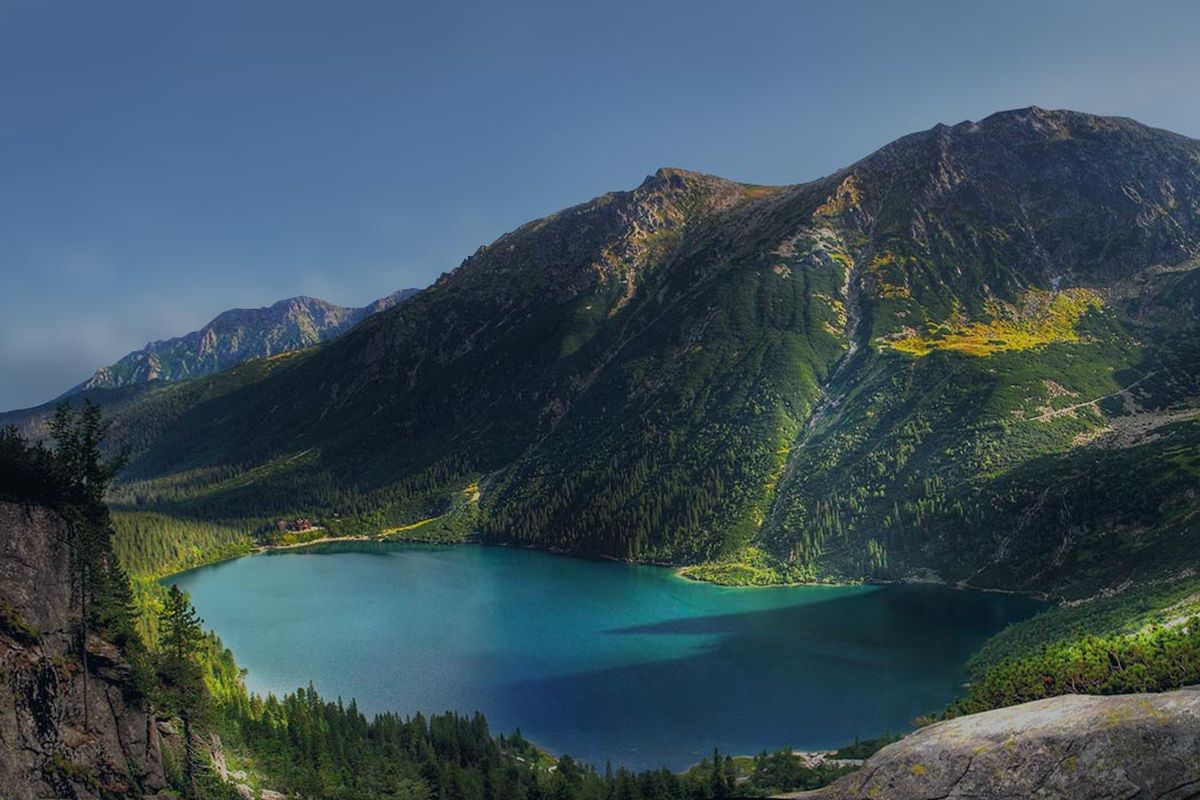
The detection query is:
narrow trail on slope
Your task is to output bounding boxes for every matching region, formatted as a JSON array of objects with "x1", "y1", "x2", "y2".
[{"x1": 1025, "y1": 369, "x2": 1160, "y2": 422}]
